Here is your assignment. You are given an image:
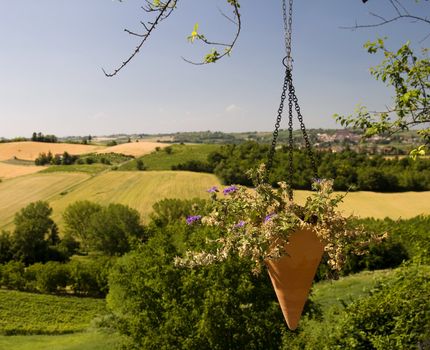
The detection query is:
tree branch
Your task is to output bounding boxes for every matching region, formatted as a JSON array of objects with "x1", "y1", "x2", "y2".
[{"x1": 103, "y1": 0, "x2": 176, "y2": 77}]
